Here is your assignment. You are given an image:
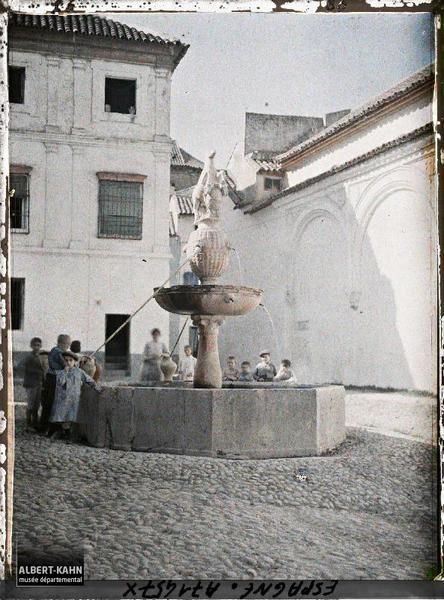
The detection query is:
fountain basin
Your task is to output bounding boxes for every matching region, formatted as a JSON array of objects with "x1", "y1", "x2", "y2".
[
  {"x1": 79, "y1": 384, "x2": 345, "y2": 458},
  {"x1": 154, "y1": 284, "x2": 263, "y2": 316}
]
